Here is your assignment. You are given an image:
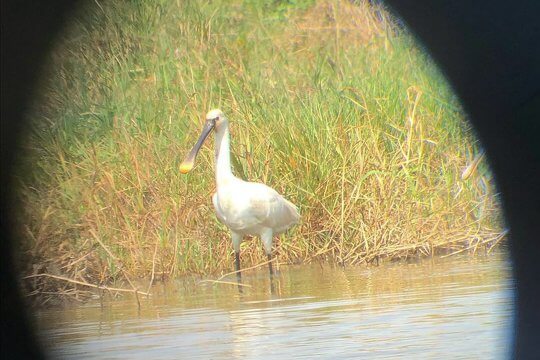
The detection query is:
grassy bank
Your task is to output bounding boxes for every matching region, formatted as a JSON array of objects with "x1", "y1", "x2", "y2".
[{"x1": 17, "y1": 0, "x2": 503, "y2": 304}]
